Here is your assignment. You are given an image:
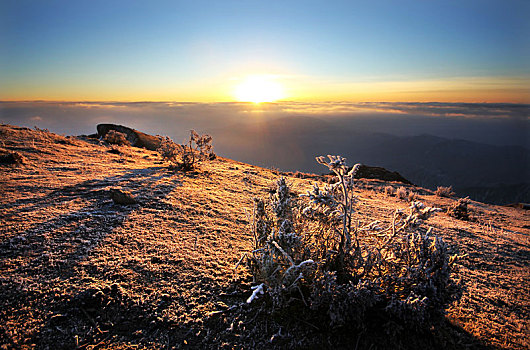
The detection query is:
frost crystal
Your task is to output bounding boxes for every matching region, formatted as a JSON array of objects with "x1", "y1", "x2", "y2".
[{"x1": 247, "y1": 283, "x2": 265, "y2": 304}]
